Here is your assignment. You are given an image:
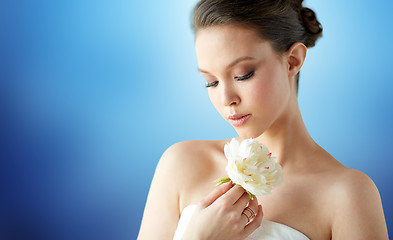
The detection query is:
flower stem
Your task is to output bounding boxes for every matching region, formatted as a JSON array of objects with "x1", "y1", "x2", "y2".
[
  {"x1": 248, "y1": 191, "x2": 255, "y2": 200},
  {"x1": 213, "y1": 177, "x2": 231, "y2": 186}
]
